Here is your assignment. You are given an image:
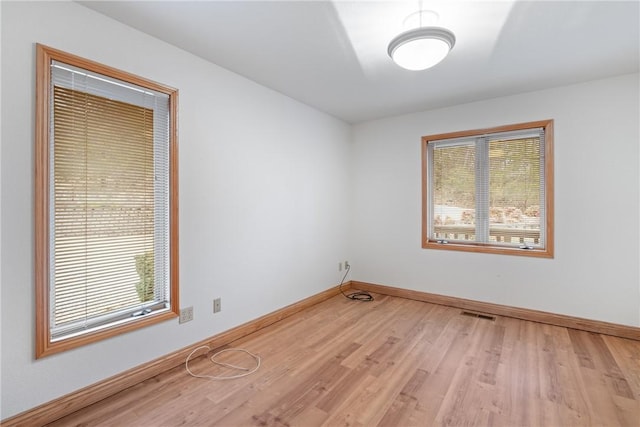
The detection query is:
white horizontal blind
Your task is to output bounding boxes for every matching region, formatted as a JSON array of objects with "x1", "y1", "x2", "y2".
[
  {"x1": 428, "y1": 127, "x2": 545, "y2": 248},
  {"x1": 50, "y1": 62, "x2": 170, "y2": 340},
  {"x1": 486, "y1": 129, "x2": 545, "y2": 247},
  {"x1": 430, "y1": 140, "x2": 476, "y2": 242}
]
